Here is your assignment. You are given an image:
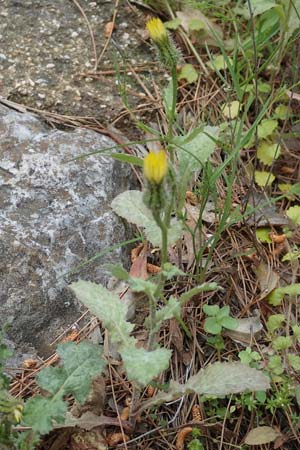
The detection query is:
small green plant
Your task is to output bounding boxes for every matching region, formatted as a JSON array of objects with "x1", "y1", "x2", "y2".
[
  {"x1": 203, "y1": 305, "x2": 238, "y2": 335},
  {"x1": 187, "y1": 428, "x2": 204, "y2": 450}
]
